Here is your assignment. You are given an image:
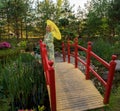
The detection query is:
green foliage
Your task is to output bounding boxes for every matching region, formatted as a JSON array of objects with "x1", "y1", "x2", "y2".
[
  {"x1": 108, "y1": 0, "x2": 120, "y2": 24},
  {"x1": 92, "y1": 38, "x2": 113, "y2": 62},
  {"x1": 85, "y1": 12, "x2": 102, "y2": 37},
  {"x1": 106, "y1": 85, "x2": 120, "y2": 111},
  {"x1": 38, "y1": 105, "x2": 45, "y2": 111},
  {"x1": 19, "y1": 53, "x2": 35, "y2": 62},
  {"x1": 0, "y1": 0, "x2": 32, "y2": 39},
  {"x1": 112, "y1": 39, "x2": 120, "y2": 59},
  {"x1": 83, "y1": 0, "x2": 111, "y2": 37},
  {"x1": 59, "y1": 18, "x2": 69, "y2": 27},
  {"x1": 0, "y1": 53, "x2": 46, "y2": 110},
  {"x1": 17, "y1": 40, "x2": 27, "y2": 48},
  {"x1": 115, "y1": 24, "x2": 120, "y2": 36},
  {"x1": 35, "y1": 0, "x2": 56, "y2": 35},
  {"x1": 0, "y1": 48, "x2": 20, "y2": 65},
  {"x1": 0, "y1": 98, "x2": 10, "y2": 111}
]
